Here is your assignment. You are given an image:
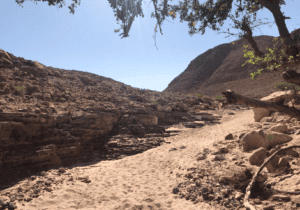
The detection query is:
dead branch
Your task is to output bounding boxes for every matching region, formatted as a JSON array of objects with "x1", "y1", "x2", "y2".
[
  {"x1": 243, "y1": 145, "x2": 300, "y2": 210},
  {"x1": 221, "y1": 90, "x2": 300, "y2": 121}
]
